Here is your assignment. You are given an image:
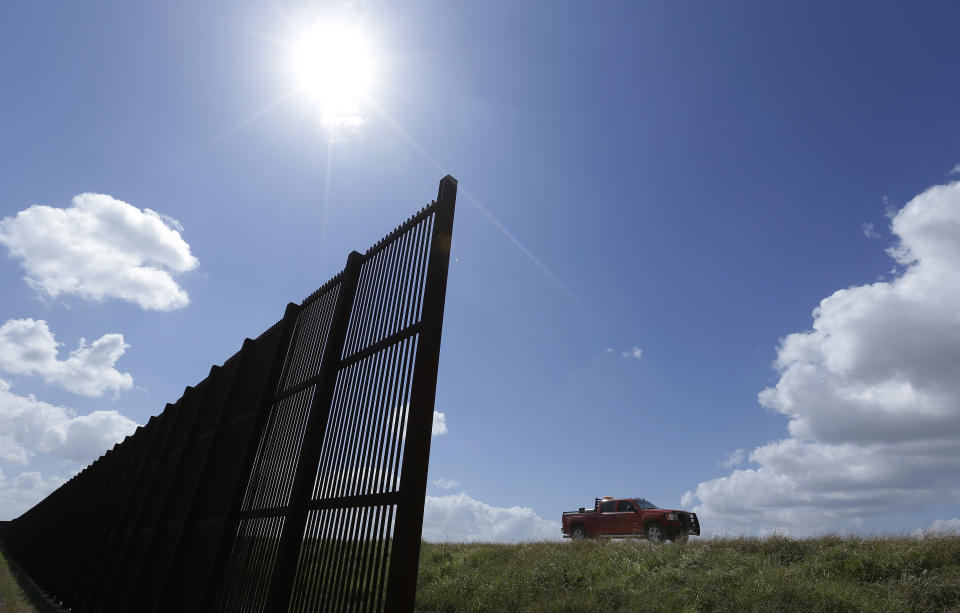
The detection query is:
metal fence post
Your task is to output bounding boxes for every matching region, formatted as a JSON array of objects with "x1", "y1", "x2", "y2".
[
  {"x1": 264, "y1": 250, "x2": 364, "y2": 612},
  {"x1": 83, "y1": 399, "x2": 186, "y2": 610},
  {"x1": 69, "y1": 414, "x2": 166, "y2": 609},
  {"x1": 52, "y1": 443, "x2": 120, "y2": 598},
  {"x1": 56, "y1": 428, "x2": 144, "y2": 607},
  {"x1": 114, "y1": 364, "x2": 233, "y2": 612},
  {"x1": 196, "y1": 302, "x2": 303, "y2": 612},
  {"x1": 149, "y1": 337, "x2": 251, "y2": 612},
  {"x1": 385, "y1": 175, "x2": 457, "y2": 610}
]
